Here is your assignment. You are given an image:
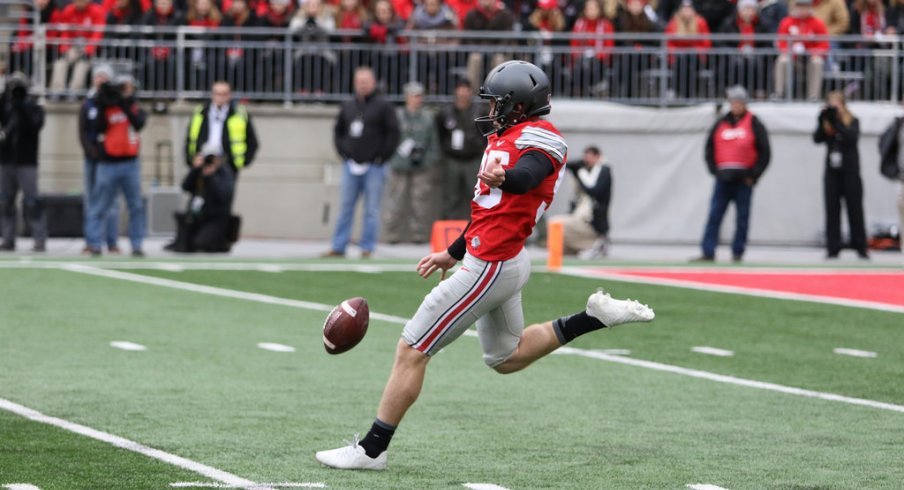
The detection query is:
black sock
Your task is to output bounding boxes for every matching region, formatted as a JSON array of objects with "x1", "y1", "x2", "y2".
[
  {"x1": 552, "y1": 311, "x2": 607, "y2": 345},
  {"x1": 359, "y1": 418, "x2": 396, "y2": 458}
]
